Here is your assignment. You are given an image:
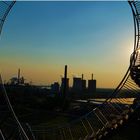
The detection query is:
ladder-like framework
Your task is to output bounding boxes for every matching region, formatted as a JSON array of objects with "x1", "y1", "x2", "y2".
[
  {"x1": 0, "y1": 1, "x2": 140, "y2": 140},
  {"x1": 0, "y1": 1, "x2": 30, "y2": 140}
]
